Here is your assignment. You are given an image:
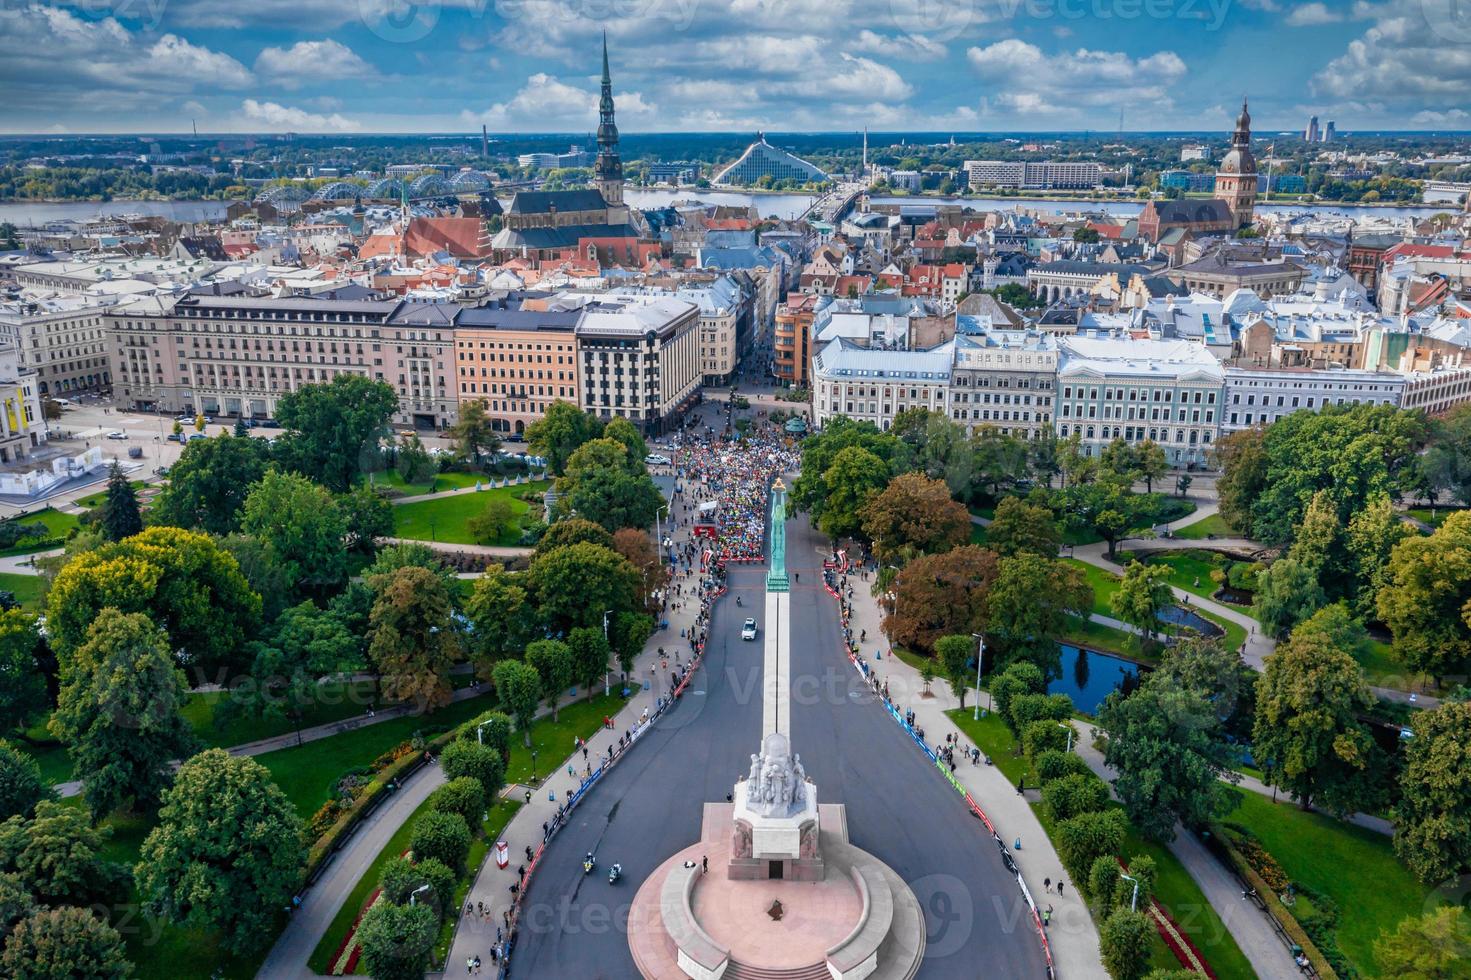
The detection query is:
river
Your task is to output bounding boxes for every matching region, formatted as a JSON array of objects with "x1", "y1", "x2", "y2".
[{"x1": 0, "y1": 192, "x2": 1450, "y2": 227}]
